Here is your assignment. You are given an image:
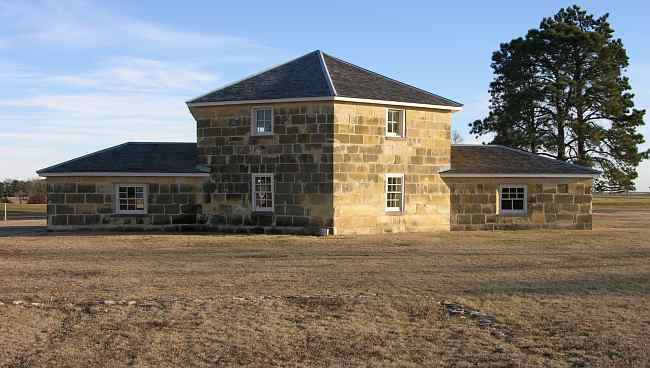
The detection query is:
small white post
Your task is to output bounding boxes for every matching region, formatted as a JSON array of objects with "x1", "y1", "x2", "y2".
[{"x1": 3, "y1": 203, "x2": 6, "y2": 221}]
